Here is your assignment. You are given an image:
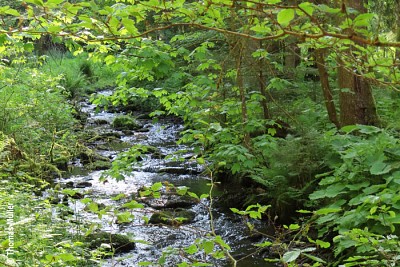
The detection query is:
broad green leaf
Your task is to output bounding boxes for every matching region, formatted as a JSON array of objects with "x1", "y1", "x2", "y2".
[
  {"x1": 122, "y1": 18, "x2": 138, "y2": 35},
  {"x1": 325, "y1": 183, "x2": 347, "y2": 198},
  {"x1": 139, "y1": 262, "x2": 153, "y2": 266},
  {"x1": 357, "y1": 125, "x2": 381, "y2": 134},
  {"x1": 302, "y1": 253, "x2": 326, "y2": 263},
  {"x1": 188, "y1": 192, "x2": 199, "y2": 199},
  {"x1": 48, "y1": 25, "x2": 62, "y2": 33},
  {"x1": 80, "y1": 198, "x2": 92, "y2": 204},
  {"x1": 318, "y1": 4, "x2": 340, "y2": 14},
  {"x1": 62, "y1": 189, "x2": 76, "y2": 196},
  {"x1": 316, "y1": 239, "x2": 330, "y2": 248},
  {"x1": 176, "y1": 186, "x2": 188, "y2": 196},
  {"x1": 151, "y1": 182, "x2": 163, "y2": 191},
  {"x1": 316, "y1": 213, "x2": 338, "y2": 224},
  {"x1": 370, "y1": 206, "x2": 378, "y2": 215},
  {"x1": 200, "y1": 194, "x2": 209, "y2": 199},
  {"x1": 214, "y1": 236, "x2": 231, "y2": 250},
  {"x1": 346, "y1": 181, "x2": 370, "y2": 191},
  {"x1": 87, "y1": 202, "x2": 98, "y2": 212},
  {"x1": 251, "y1": 24, "x2": 272, "y2": 34},
  {"x1": 116, "y1": 212, "x2": 133, "y2": 223},
  {"x1": 202, "y1": 240, "x2": 214, "y2": 254},
  {"x1": 4, "y1": 9, "x2": 20, "y2": 16},
  {"x1": 184, "y1": 244, "x2": 198, "y2": 255},
  {"x1": 47, "y1": 0, "x2": 64, "y2": 4},
  {"x1": 282, "y1": 249, "x2": 301, "y2": 263},
  {"x1": 230, "y1": 208, "x2": 240, "y2": 213},
  {"x1": 277, "y1": 9, "x2": 295, "y2": 26},
  {"x1": 255, "y1": 241, "x2": 273, "y2": 247},
  {"x1": 123, "y1": 200, "x2": 144, "y2": 209},
  {"x1": 309, "y1": 189, "x2": 326, "y2": 200},
  {"x1": 353, "y1": 13, "x2": 375, "y2": 28},
  {"x1": 297, "y1": 209, "x2": 313, "y2": 214},
  {"x1": 340, "y1": 125, "x2": 358, "y2": 134},
  {"x1": 111, "y1": 193, "x2": 126, "y2": 200},
  {"x1": 267, "y1": 0, "x2": 282, "y2": 3},
  {"x1": 298, "y1": 2, "x2": 314, "y2": 16},
  {"x1": 197, "y1": 157, "x2": 205, "y2": 164},
  {"x1": 315, "y1": 207, "x2": 341, "y2": 215},
  {"x1": 57, "y1": 253, "x2": 76, "y2": 261},
  {"x1": 370, "y1": 160, "x2": 391, "y2": 175}
]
